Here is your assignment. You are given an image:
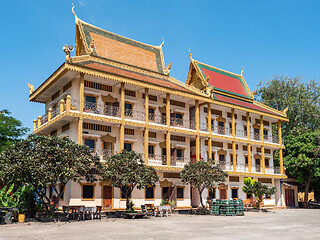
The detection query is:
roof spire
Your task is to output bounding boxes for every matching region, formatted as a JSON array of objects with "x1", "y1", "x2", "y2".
[
  {"x1": 72, "y1": 3, "x2": 79, "y2": 24},
  {"x1": 160, "y1": 37, "x2": 164, "y2": 47},
  {"x1": 189, "y1": 48, "x2": 192, "y2": 60},
  {"x1": 241, "y1": 66, "x2": 244, "y2": 76}
]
